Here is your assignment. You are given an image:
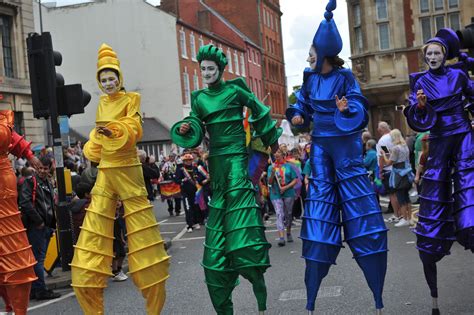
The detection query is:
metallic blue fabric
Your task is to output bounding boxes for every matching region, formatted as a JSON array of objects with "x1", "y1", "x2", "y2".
[
  {"x1": 312, "y1": 0, "x2": 342, "y2": 73},
  {"x1": 287, "y1": 68, "x2": 387, "y2": 310}
]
